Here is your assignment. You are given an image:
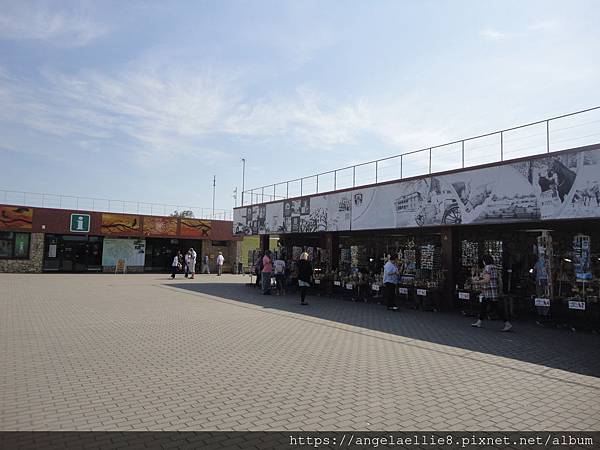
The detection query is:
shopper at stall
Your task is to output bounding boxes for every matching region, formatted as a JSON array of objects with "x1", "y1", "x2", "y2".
[
  {"x1": 471, "y1": 254, "x2": 513, "y2": 331},
  {"x1": 261, "y1": 250, "x2": 273, "y2": 295},
  {"x1": 298, "y1": 252, "x2": 313, "y2": 305},
  {"x1": 171, "y1": 251, "x2": 182, "y2": 279},
  {"x1": 384, "y1": 254, "x2": 400, "y2": 311},
  {"x1": 216, "y1": 252, "x2": 225, "y2": 276},
  {"x1": 273, "y1": 256, "x2": 286, "y2": 296},
  {"x1": 202, "y1": 254, "x2": 210, "y2": 274}
]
